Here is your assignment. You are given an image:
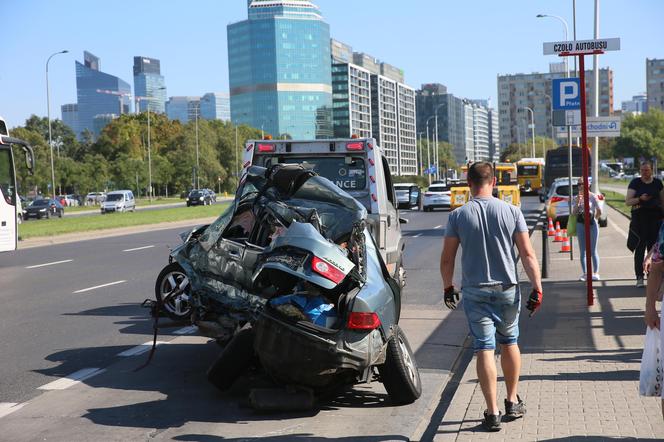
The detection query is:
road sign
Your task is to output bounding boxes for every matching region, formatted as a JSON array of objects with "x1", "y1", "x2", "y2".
[
  {"x1": 543, "y1": 38, "x2": 620, "y2": 56},
  {"x1": 552, "y1": 78, "x2": 581, "y2": 110},
  {"x1": 555, "y1": 116, "x2": 622, "y2": 138}
]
